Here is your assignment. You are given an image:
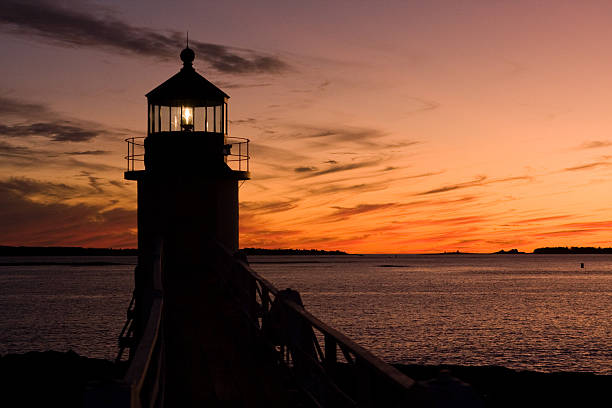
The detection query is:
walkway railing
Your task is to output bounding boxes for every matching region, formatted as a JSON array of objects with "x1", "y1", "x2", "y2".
[
  {"x1": 217, "y1": 244, "x2": 417, "y2": 407},
  {"x1": 111, "y1": 241, "x2": 165, "y2": 408}
]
